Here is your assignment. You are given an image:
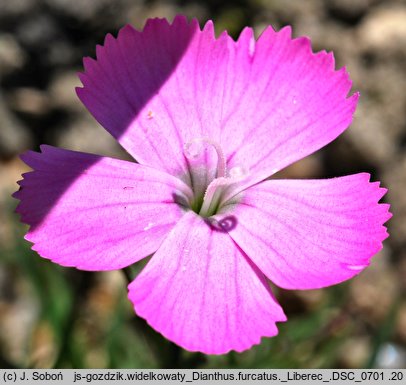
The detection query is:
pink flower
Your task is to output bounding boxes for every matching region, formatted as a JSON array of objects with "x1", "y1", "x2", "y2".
[{"x1": 14, "y1": 16, "x2": 391, "y2": 355}]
